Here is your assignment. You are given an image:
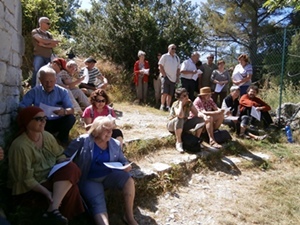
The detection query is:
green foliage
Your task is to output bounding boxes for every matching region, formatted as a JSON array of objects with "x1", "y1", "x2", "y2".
[
  {"x1": 73, "y1": 0, "x2": 204, "y2": 71},
  {"x1": 264, "y1": 0, "x2": 300, "y2": 12},
  {"x1": 286, "y1": 32, "x2": 300, "y2": 84},
  {"x1": 200, "y1": 0, "x2": 291, "y2": 81}
]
